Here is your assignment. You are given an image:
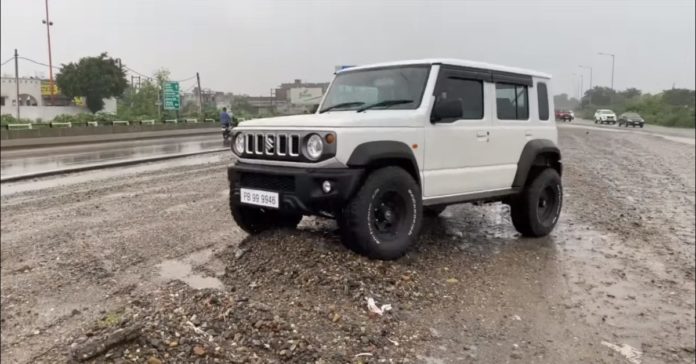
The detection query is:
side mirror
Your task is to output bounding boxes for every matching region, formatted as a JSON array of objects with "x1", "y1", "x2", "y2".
[{"x1": 431, "y1": 99, "x2": 463, "y2": 122}]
